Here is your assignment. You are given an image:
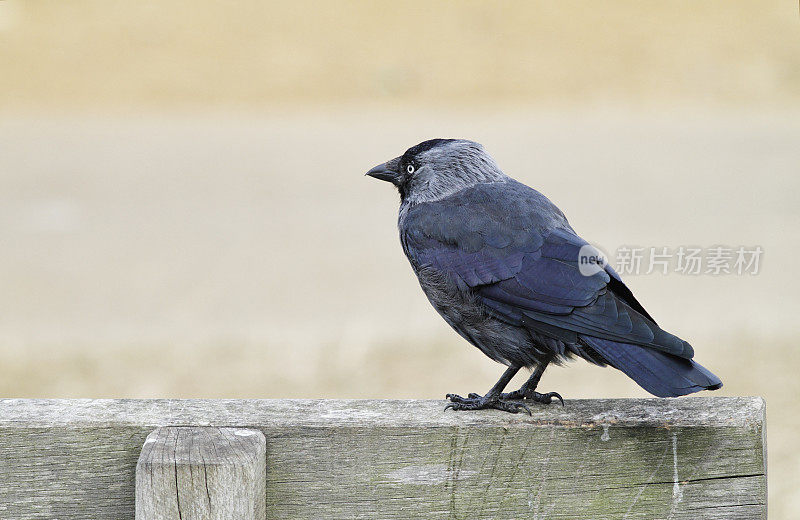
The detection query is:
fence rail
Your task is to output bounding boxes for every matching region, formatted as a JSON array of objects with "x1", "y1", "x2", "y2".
[{"x1": 0, "y1": 397, "x2": 766, "y2": 519}]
